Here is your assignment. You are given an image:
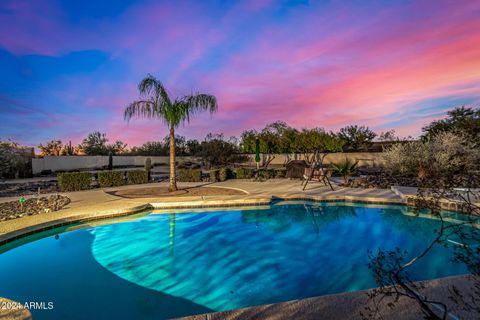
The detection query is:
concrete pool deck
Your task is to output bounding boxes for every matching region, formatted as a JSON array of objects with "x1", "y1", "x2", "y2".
[
  {"x1": 1, "y1": 179, "x2": 478, "y2": 320},
  {"x1": 179, "y1": 274, "x2": 477, "y2": 320}
]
